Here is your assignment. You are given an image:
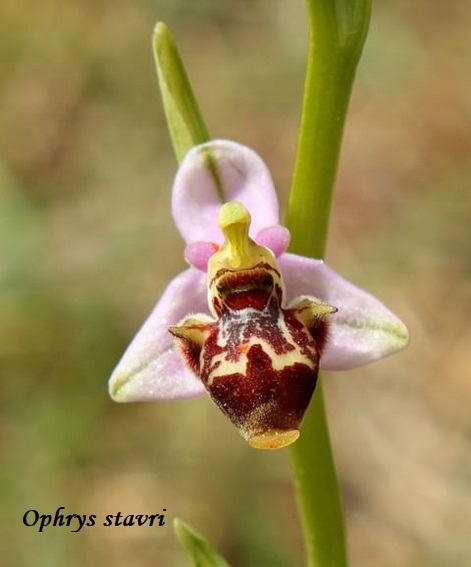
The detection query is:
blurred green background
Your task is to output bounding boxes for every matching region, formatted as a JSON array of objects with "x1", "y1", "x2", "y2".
[{"x1": 1, "y1": 1, "x2": 470, "y2": 566}]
